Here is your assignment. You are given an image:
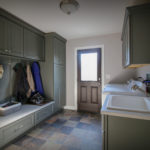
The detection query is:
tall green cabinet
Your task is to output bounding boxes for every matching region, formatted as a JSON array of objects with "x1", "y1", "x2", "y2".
[{"x1": 40, "y1": 33, "x2": 66, "y2": 112}]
